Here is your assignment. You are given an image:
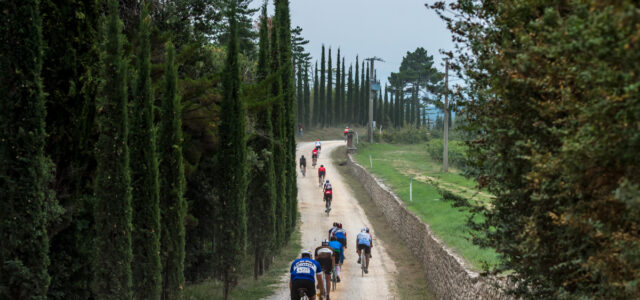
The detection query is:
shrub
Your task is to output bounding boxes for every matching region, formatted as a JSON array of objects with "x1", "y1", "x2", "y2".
[
  {"x1": 426, "y1": 139, "x2": 467, "y2": 169},
  {"x1": 377, "y1": 127, "x2": 429, "y2": 144}
]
